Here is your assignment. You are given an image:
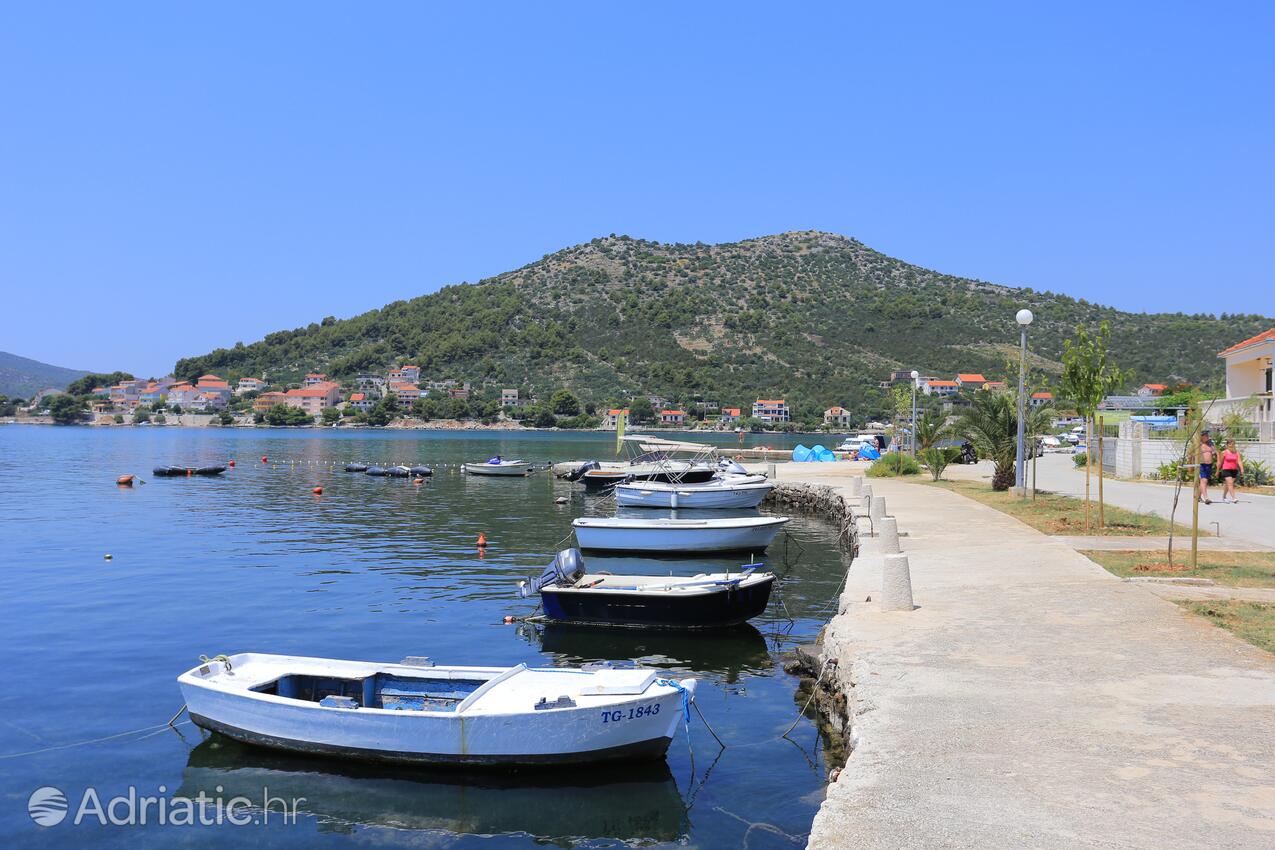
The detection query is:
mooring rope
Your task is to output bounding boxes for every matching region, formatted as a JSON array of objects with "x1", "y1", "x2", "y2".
[{"x1": 0, "y1": 719, "x2": 193, "y2": 761}]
